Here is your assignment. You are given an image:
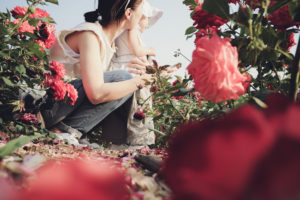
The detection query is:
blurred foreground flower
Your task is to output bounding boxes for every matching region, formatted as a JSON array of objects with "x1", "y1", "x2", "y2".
[
  {"x1": 163, "y1": 95, "x2": 300, "y2": 200},
  {"x1": 17, "y1": 159, "x2": 130, "y2": 200},
  {"x1": 187, "y1": 33, "x2": 248, "y2": 103}
]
